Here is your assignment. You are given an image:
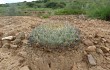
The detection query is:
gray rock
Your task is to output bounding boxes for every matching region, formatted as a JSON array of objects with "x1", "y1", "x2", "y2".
[{"x1": 87, "y1": 54, "x2": 96, "y2": 66}]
